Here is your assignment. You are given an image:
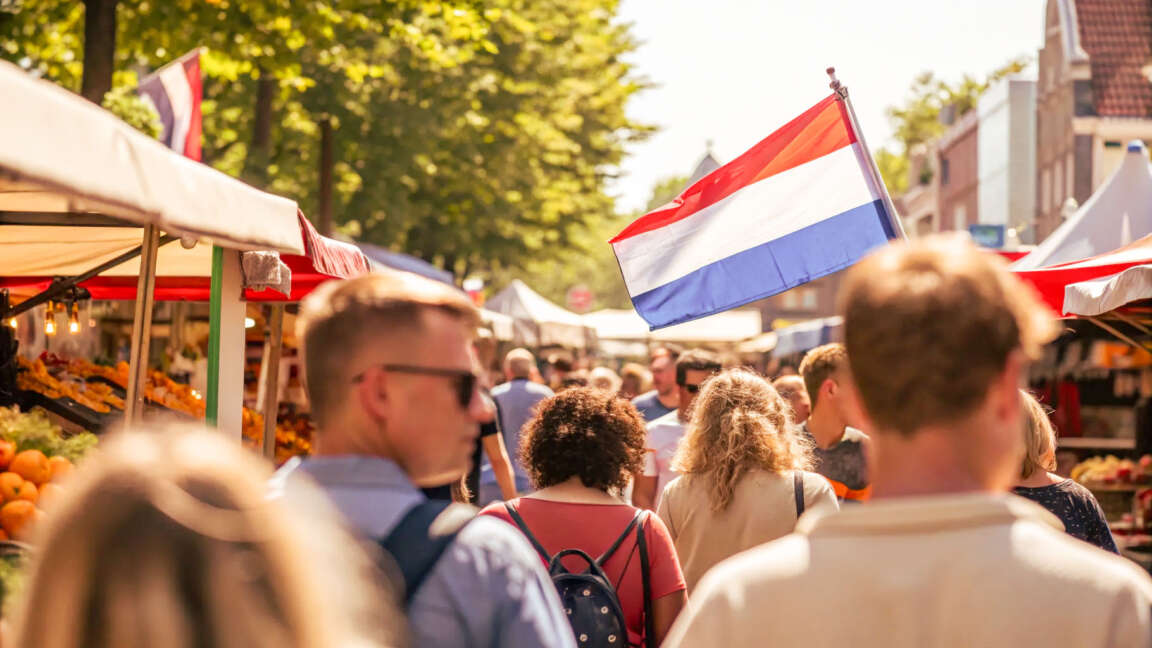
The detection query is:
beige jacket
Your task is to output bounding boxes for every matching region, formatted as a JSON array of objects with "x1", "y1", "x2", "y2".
[
  {"x1": 665, "y1": 492, "x2": 1152, "y2": 648},
  {"x1": 657, "y1": 469, "x2": 837, "y2": 592}
]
